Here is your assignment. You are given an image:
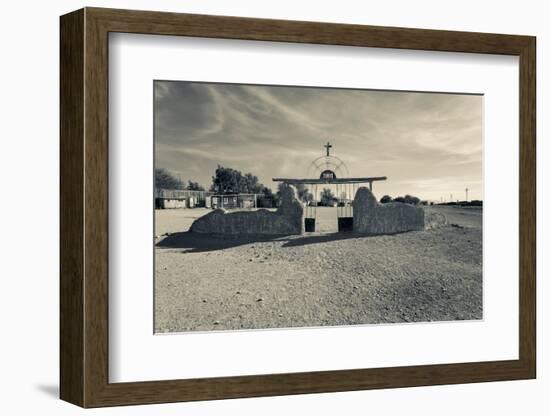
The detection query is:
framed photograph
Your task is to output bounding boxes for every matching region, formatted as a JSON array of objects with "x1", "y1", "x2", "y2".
[{"x1": 60, "y1": 7, "x2": 536, "y2": 407}]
